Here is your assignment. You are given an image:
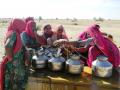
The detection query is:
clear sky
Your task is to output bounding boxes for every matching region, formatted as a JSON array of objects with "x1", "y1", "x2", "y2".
[{"x1": 0, "y1": 0, "x2": 120, "y2": 19}]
